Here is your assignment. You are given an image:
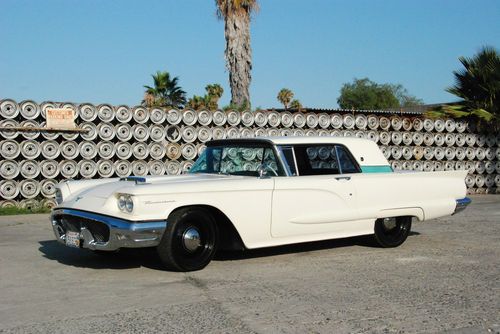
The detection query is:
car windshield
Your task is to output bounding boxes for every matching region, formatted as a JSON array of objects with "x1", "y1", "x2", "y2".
[{"x1": 189, "y1": 145, "x2": 284, "y2": 177}]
